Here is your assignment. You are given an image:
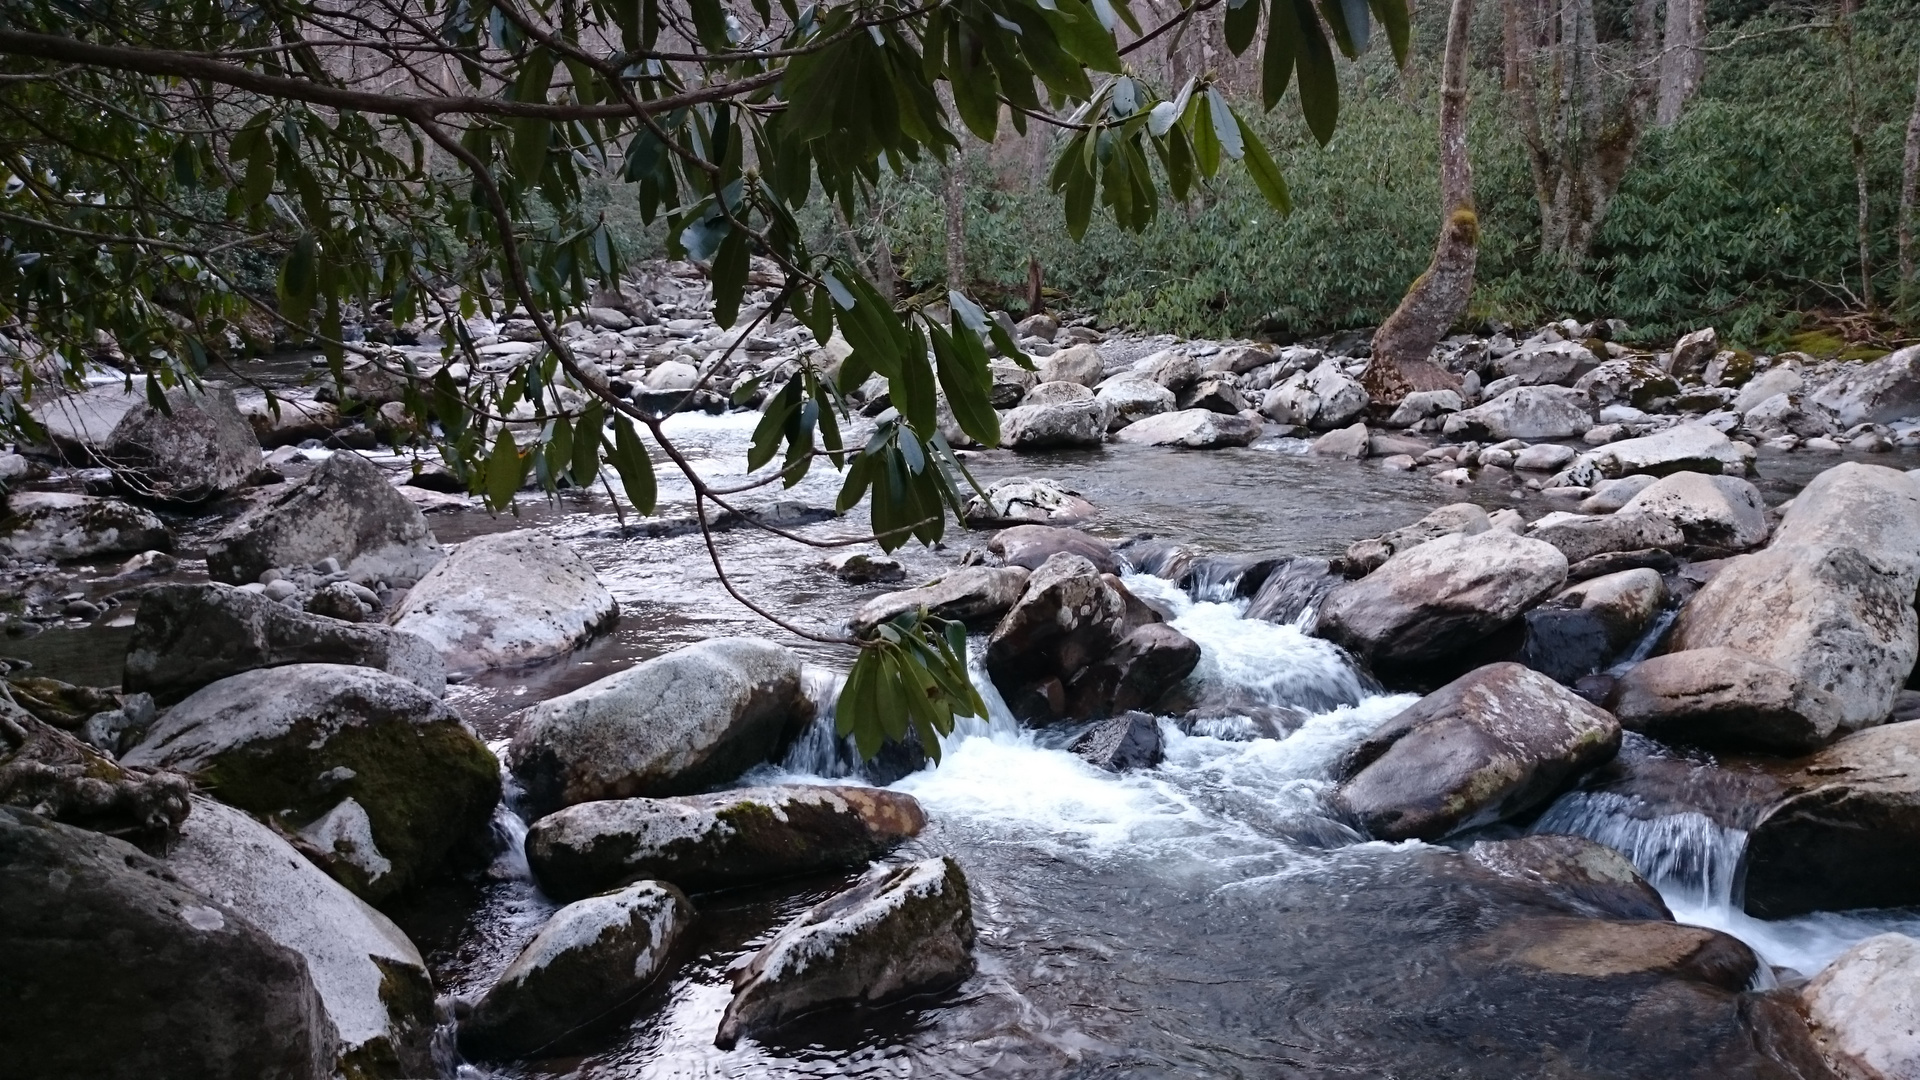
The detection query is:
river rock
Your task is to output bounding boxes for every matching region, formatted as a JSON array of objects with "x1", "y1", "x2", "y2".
[
  {"x1": 1609, "y1": 648, "x2": 1840, "y2": 754},
  {"x1": 1549, "y1": 568, "x2": 1666, "y2": 652},
  {"x1": 165, "y1": 796, "x2": 437, "y2": 1077},
  {"x1": 1734, "y1": 365, "x2": 1805, "y2": 413},
  {"x1": 1585, "y1": 422, "x2": 1755, "y2": 478},
  {"x1": 1578, "y1": 474, "x2": 1660, "y2": 513},
  {"x1": 1526, "y1": 511, "x2": 1685, "y2": 565},
  {"x1": 985, "y1": 553, "x2": 1126, "y2": 712},
  {"x1": 962, "y1": 477, "x2": 1095, "y2": 528},
  {"x1": 32, "y1": 382, "x2": 145, "y2": 462},
  {"x1": 1573, "y1": 359, "x2": 1680, "y2": 410},
  {"x1": 124, "y1": 583, "x2": 446, "y2": 704},
  {"x1": 1309, "y1": 422, "x2": 1370, "y2": 458},
  {"x1": 848, "y1": 566, "x2": 1031, "y2": 635},
  {"x1": 1771, "y1": 461, "x2": 1920, "y2": 572},
  {"x1": 1386, "y1": 388, "x2": 1463, "y2": 427},
  {"x1": 1113, "y1": 408, "x2": 1258, "y2": 448},
  {"x1": 1616, "y1": 472, "x2": 1769, "y2": 551},
  {"x1": 1444, "y1": 386, "x2": 1594, "y2": 440},
  {"x1": 1071, "y1": 710, "x2": 1165, "y2": 771},
  {"x1": 0, "y1": 492, "x2": 171, "y2": 562},
  {"x1": 1261, "y1": 362, "x2": 1368, "y2": 429},
  {"x1": 1063, "y1": 622, "x2": 1201, "y2": 720},
  {"x1": 1799, "y1": 933, "x2": 1920, "y2": 1080},
  {"x1": 1741, "y1": 720, "x2": 1920, "y2": 917},
  {"x1": 1000, "y1": 398, "x2": 1107, "y2": 449},
  {"x1": 1668, "y1": 328, "x2": 1720, "y2": 381},
  {"x1": 1132, "y1": 348, "x2": 1201, "y2": 392},
  {"x1": 1513, "y1": 443, "x2": 1578, "y2": 472},
  {"x1": 988, "y1": 360, "x2": 1036, "y2": 407},
  {"x1": 1039, "y1": 344, "x2": 1104, "y2": 386},
  {"x1": 1095, "y1": 374, "x2": 1176, "y2": 428},
  {"x1": 1177, "y1": 377, "x2": 1247, "y2": 415},
  {"x1": 1335, "y1": 663, "x2": 1621, "y2": 841},
  {"x1": 103, "y1": 386, "x2": 261, "y2": 504},
  {"x1": 390, "y1": 531, "x2": 619, "y2": 672},
  {"x1": 1315, "y1": 530, "x2": 1569, "y2": 681},
  {"x1": 122, "y1": 664, "x2": 500, "y2": 902},
  {"x1": 525, "y1": 784, "x2": 926, "y2": 901},
  {"x1": 1498, "y1": 340, "x2": 1594, "y2": 386},
  {"x1": 987, "y1": 523, "x2": 1118, "y2": 574},
  {"x1": 1344, "y1": 503, "x2": 1490, "y2": 574},
  {"x1": 0, "y1": 806, "x2": 334, "y2": 1080},
  {"x1": 234, "y1": 390, "x2": 341, "y2": 447},
  {"x1": 1466, "y1": 916, "x2": 1756, "y2": 993},
  {"x1": 1807, "y1": 345, "x2": 1920, "y2": 427},
  {"x1": 206, "y1": 451, "x2": 444, "y2": 586},
  {"x1": 715, "y1": 856, "x2": 975, "y2": 1050},
  {"x1": 459, "y1": 881, "x2": 694, "y2": 1060},
  {"x1": 509, "y1": 638, "x2": 809, "y2": 816},
  {"x1": 1023, "y1": 380, "x2": 1095, "y2": 407},
  {"x1": 1, "y1": 698, "x2": 191, "y2": 848},
  {"x1": 1465, "y1": 834, "x2": 1671, "y2": 920}
]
